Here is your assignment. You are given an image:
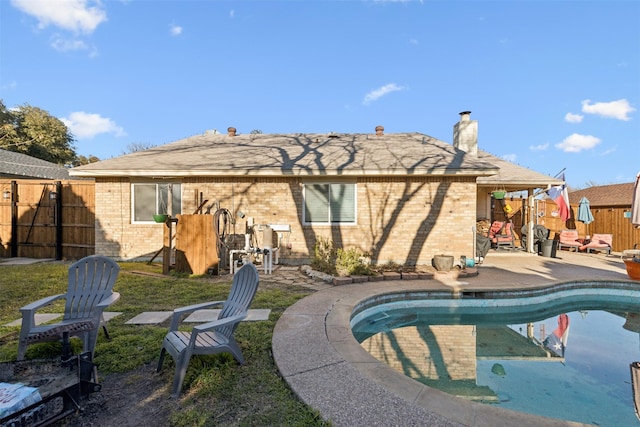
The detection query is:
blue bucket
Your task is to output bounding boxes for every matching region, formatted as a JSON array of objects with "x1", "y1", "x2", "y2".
[{"x1": 465, "y1": 257, "x2": 475, "y2": 268}]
